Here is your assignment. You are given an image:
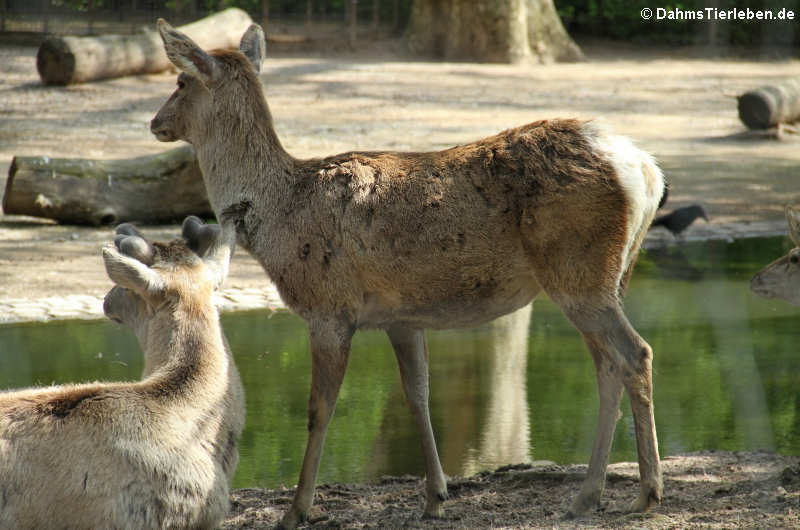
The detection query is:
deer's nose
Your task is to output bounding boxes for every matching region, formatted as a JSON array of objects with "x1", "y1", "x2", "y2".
[
  {"x1": 150, "y1": 116, "x2": 164, "y2": 134},
  {"x1": 150, "y1": 118, "x2": 174, "y2": 141}
]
